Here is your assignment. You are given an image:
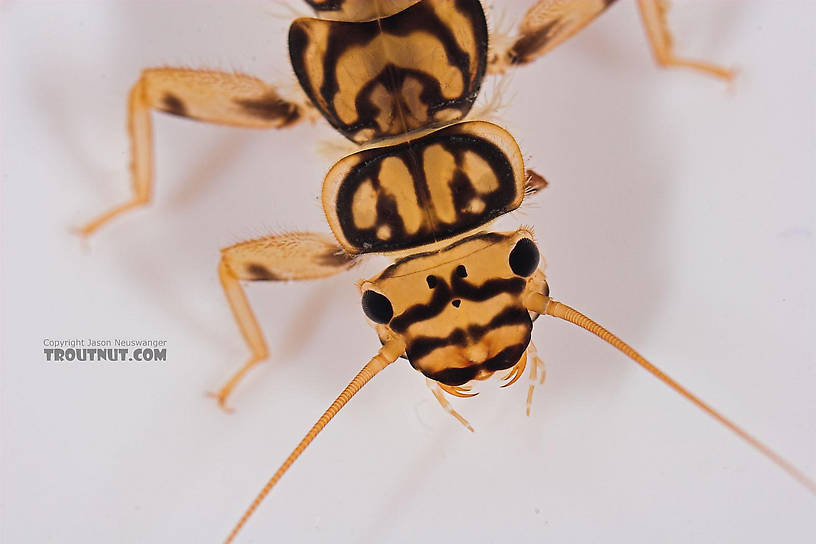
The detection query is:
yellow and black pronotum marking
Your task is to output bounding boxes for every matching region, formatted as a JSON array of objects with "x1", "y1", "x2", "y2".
[
  {"x1": 323, "y1": 121, "x2": 525, "y2": 253},
  {"x1": 78, "y1": 0, "x2": 813, "y2": 542}
]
